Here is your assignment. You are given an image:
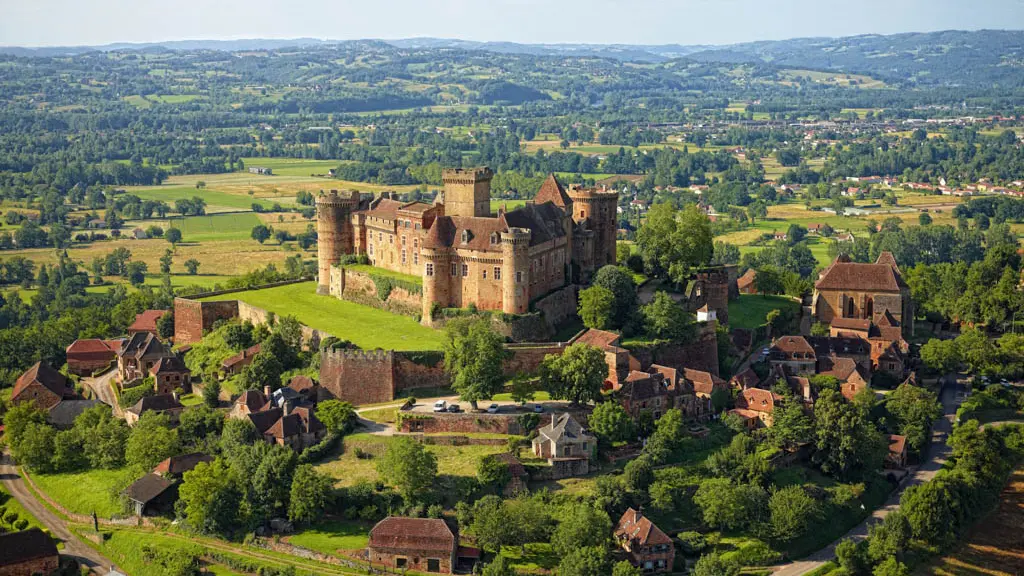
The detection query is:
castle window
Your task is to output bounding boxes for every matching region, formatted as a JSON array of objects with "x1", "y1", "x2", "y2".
[
  {"x1": 451, "y1": 263, "x2": 458, "y2": 277},
  {"x1": 413, "y1": 239, "x2": 418, "y2": 248},
  {"x1": 415, "y1": 223, "x2": 421, "y2": 230},
  {"x1": 368, "y1": 244, "x2": 374, "y2": 257},
  {"x1": 482, "y1": 269, "x2": 487, "y2": 279},
  {"x1": 389, "y1": 234, "x2": 394, "y2": 244},
  {"x1": 462, "y1": 264, "x2": 469, "y2": 277},
  {"x1": 378, "y1": 232, "x2": 382, "y2": 242},
  {"x1": 516, "y1": 271, "x2": 523, "y2": 283},
  {"x1": 494, "y1": 267, "x2": 501, "y2": 280},
  {"x1": 580, "y1": 210, "x2": 584, "y2": 218},
  {"x1": 413, "y1": 252, "x2": 419, "y2": 265},
  {"x1": 401, "y1": 236, "x2": 406, "y2": 246},
  {"x1": 425, "y1": 263, "x2": 434, "y2": 276},
  {"x1": 490, "y1": 232, "x2": 499, "y2": 245},
  {"x1": 401, "y1": 249, "x2": 407, "y2": 264}
]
